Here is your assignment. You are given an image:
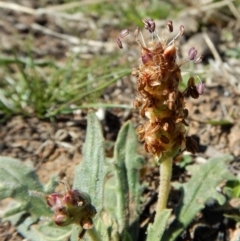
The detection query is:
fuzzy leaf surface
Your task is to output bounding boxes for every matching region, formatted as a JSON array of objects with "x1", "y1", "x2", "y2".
[
  {"x1": 146, "y1": 209, "x2": 171, "y2": 241},
  {"x1": 17, "y1": 216, "x2": 71, "y2": 241},
  {"x1": 163, "y1": 155, "x2": 234, "y2": 241},
  {"x1": 0, "y1": 157, "x2": 70, "y2": 240},
  {"x1": 0, "y1": 156, "x2": 50, "y2": 217},
  {"x1": 105, "y1": 121, "x2": 143, "y2": 240},
  {"x1": 72, "y1": 112, "x2": 106, "y2": 240},
  {"x1": 73, "y1": 112, "x2": 105, "y2": 213}
]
